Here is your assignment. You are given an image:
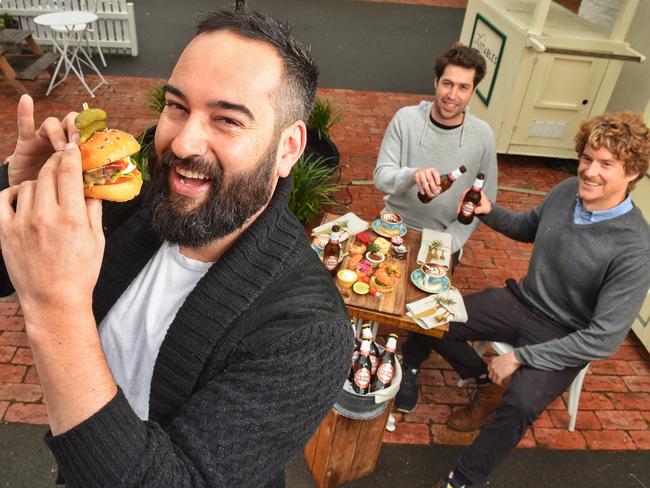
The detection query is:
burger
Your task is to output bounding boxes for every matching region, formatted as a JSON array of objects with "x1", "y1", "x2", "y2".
[{"x1": 79, "y1": 129, "x2": 143, "y2": 202}]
